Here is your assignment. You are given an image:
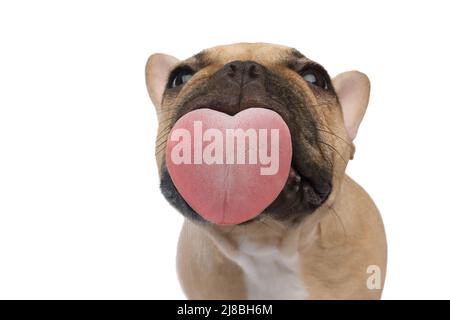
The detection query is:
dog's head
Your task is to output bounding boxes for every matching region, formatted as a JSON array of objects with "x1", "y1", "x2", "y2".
[{"x1": 145, "y1": 43, "x2": 370, "y2": 225}]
